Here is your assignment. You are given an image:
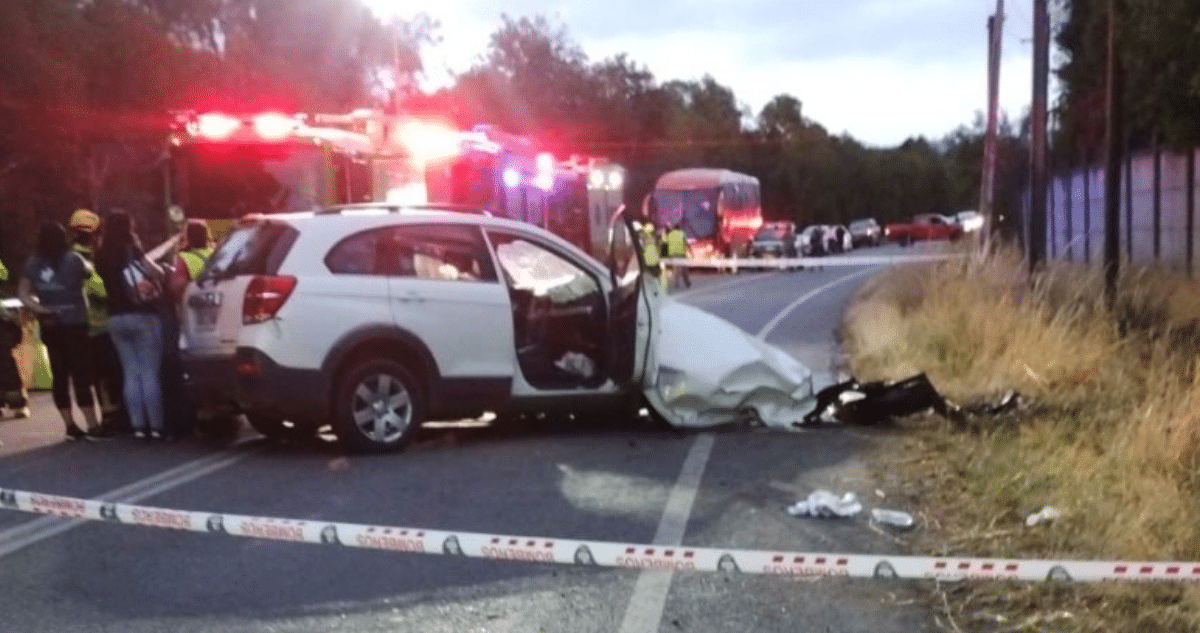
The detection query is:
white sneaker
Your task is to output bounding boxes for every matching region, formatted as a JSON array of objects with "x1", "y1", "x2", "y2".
[{"x1": 133, "y1": 431, "x2": 147, "y2": 439}]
